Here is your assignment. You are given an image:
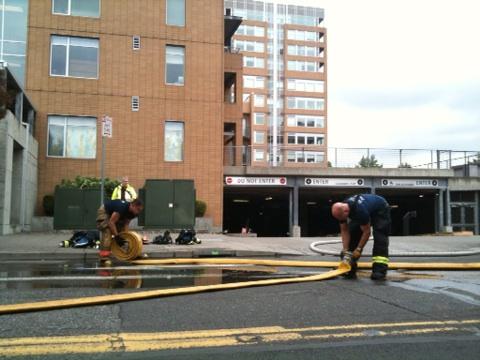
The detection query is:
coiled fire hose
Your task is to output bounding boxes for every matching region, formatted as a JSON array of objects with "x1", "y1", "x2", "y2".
[{"x1": 110, "y1": 231, "x2": 143, "y2": 261}]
